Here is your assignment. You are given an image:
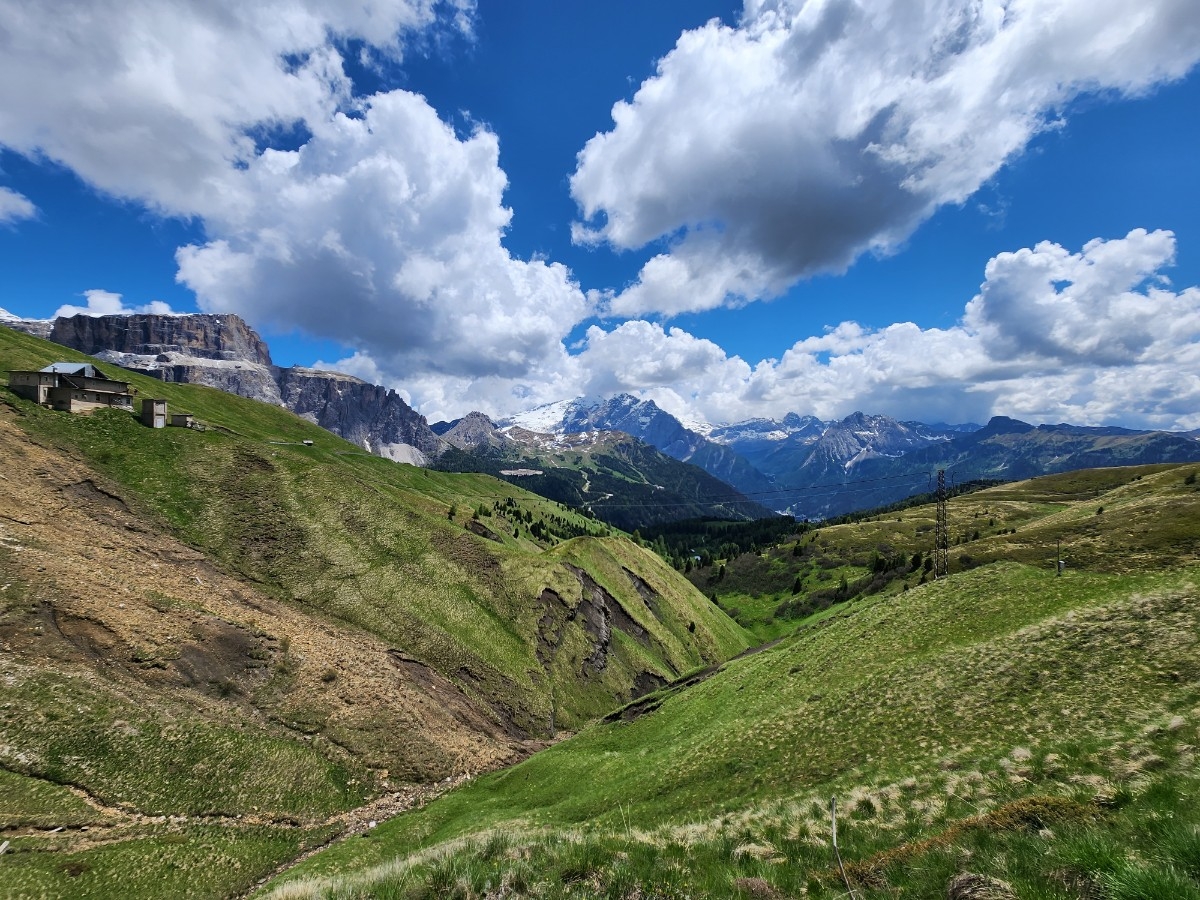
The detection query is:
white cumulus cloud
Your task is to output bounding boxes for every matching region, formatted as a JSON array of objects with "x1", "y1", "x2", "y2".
[
  {"x1": 175, "y1": 91, "x2": 591, "y2": 380},
  {"x1": 0, "y1": 0, "x2": 592, "y2": 386},
  {"x1": 964, "y1": 228, "x2": 1199, "y2": 365},
  {"x1": 572, "y1": 0, "x2": 1200, "y2": 317},
  {"x1": 54, "y1": 289, "x2": 177, "y2": 319},
  {"x1": 0, "y1": 0, "x2": 473, "y2": 217},
  {"x1": 566, "y1": 230, "x2": 1200, "y2": 431},
  {"x1": 0, "y1": 186, "x2": 36, "y2": 224}
]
